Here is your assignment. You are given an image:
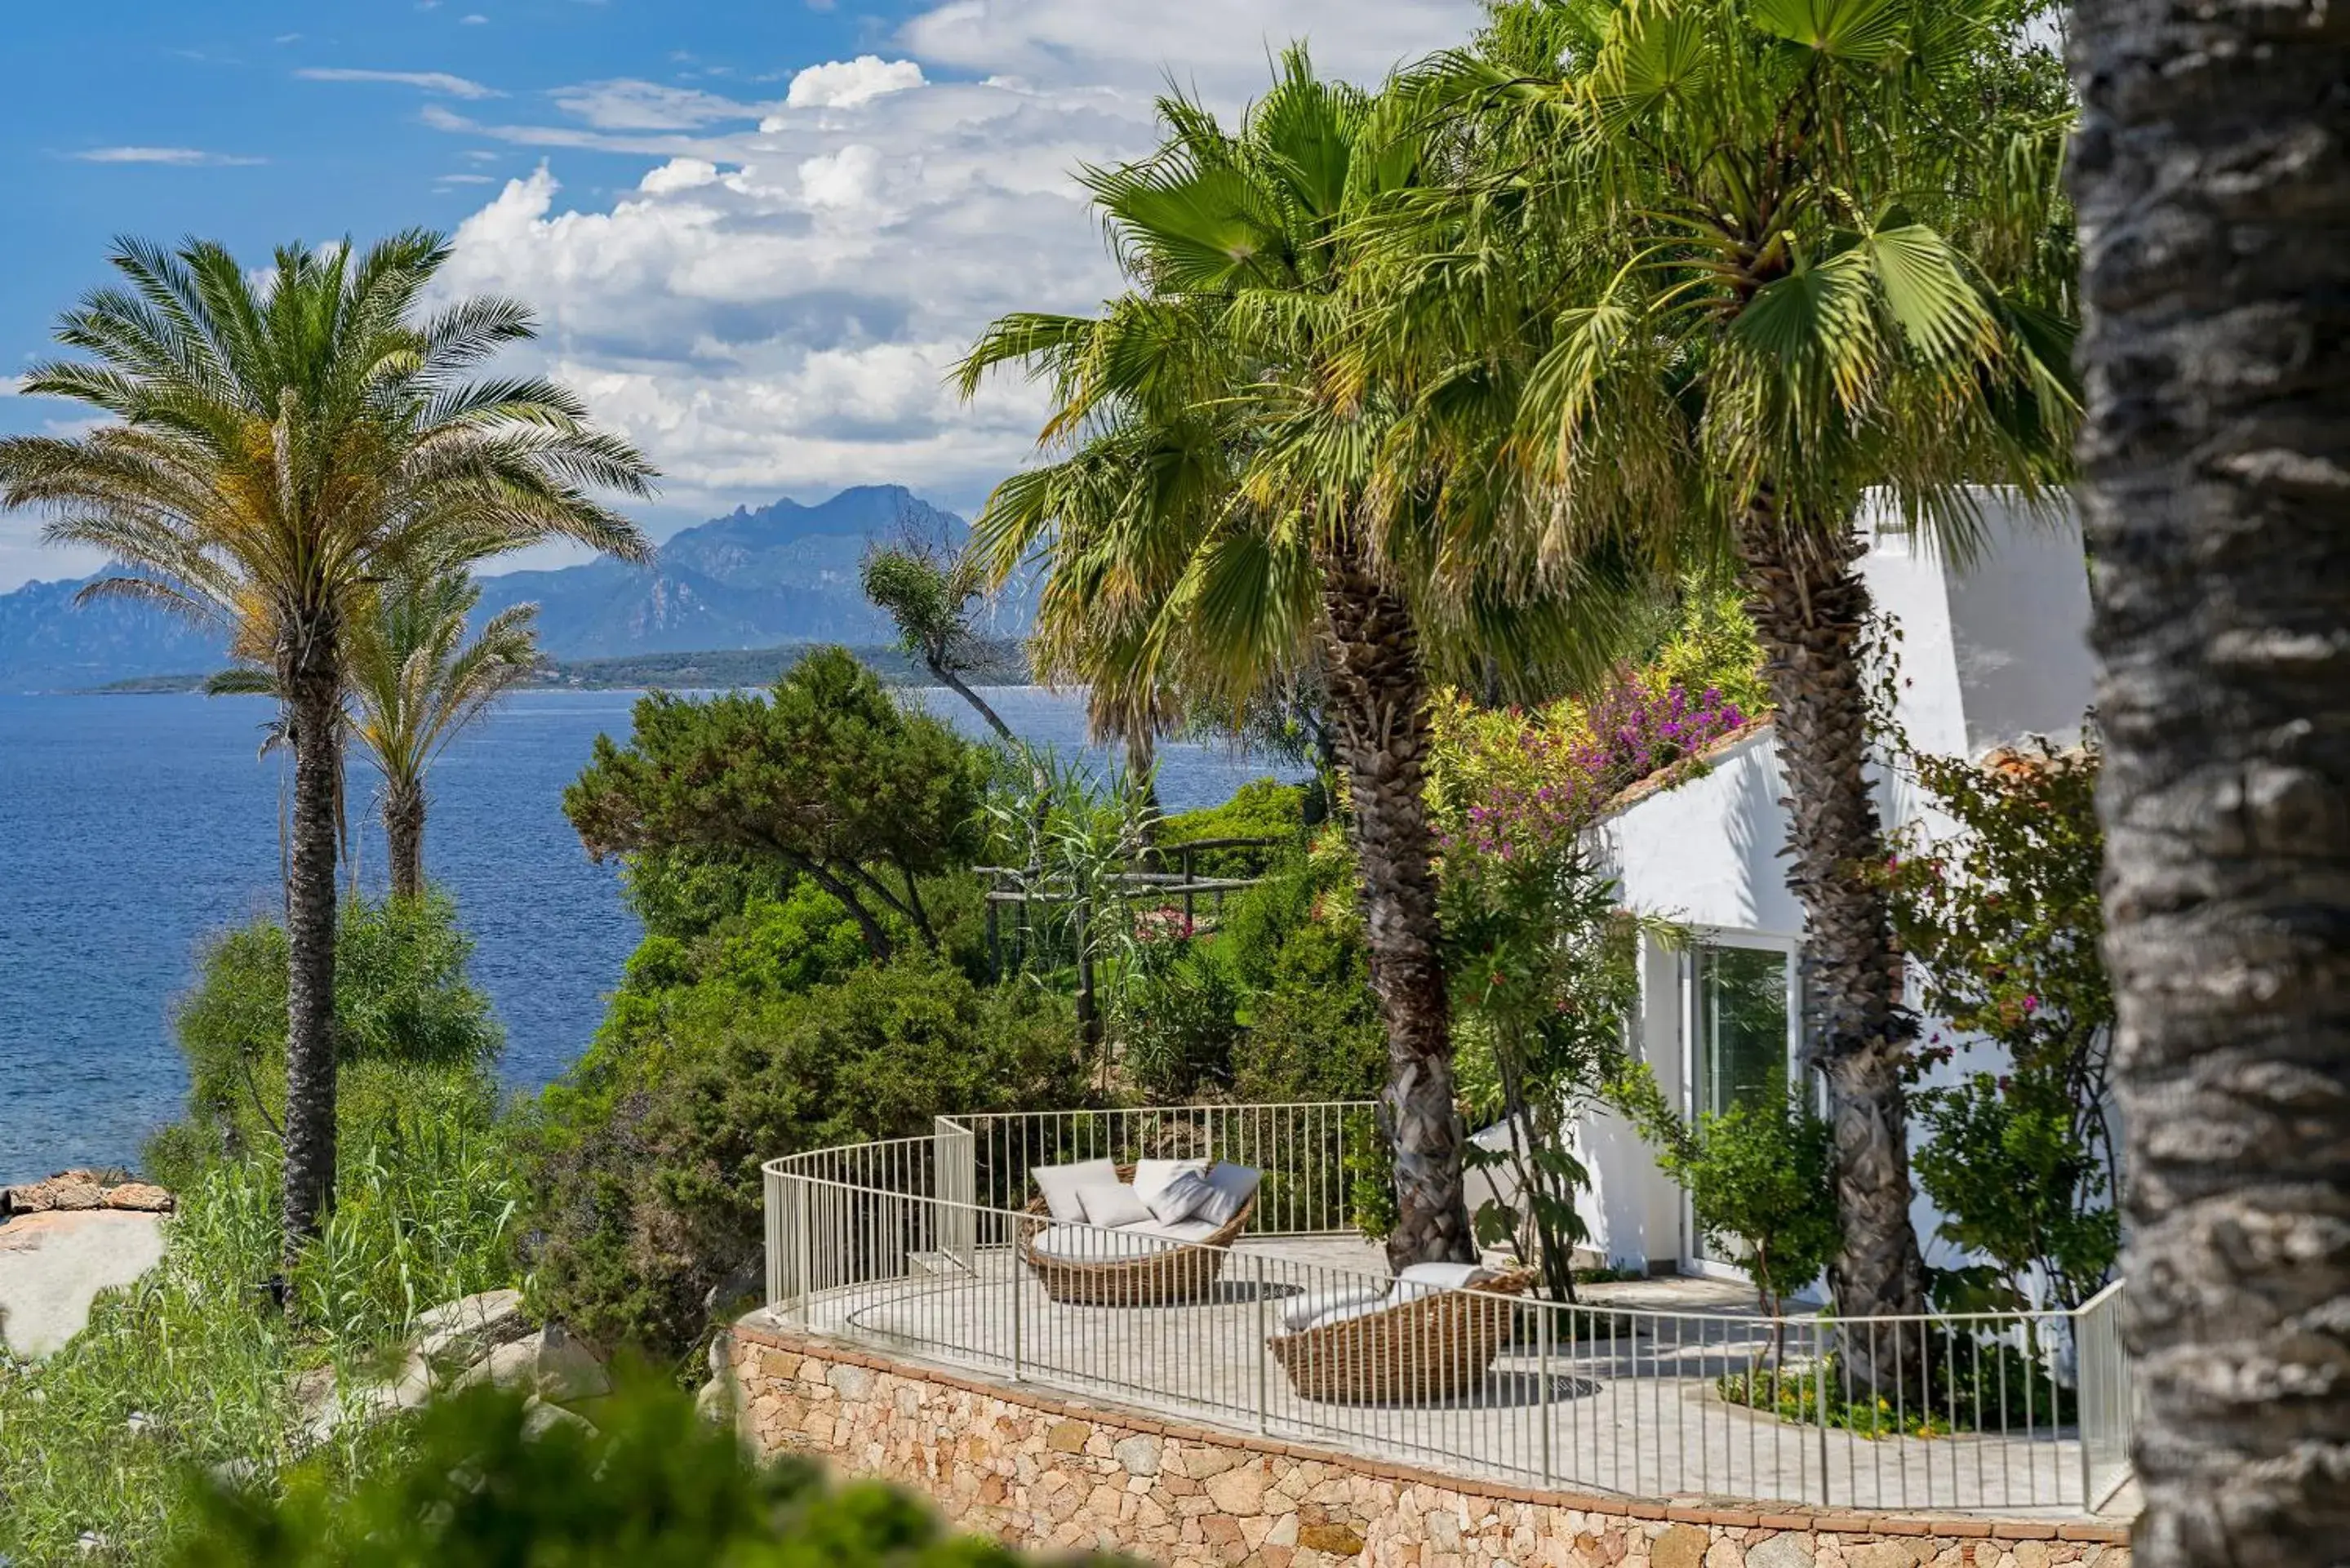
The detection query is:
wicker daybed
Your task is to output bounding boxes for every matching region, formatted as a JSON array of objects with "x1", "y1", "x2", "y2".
[
  {"x1": 1268, "y1": 1265, "x2": 1538, "y2": 1404},
  {"x1": 1018, "y1": 1163, "x2": 1257, "y2": 1307}
]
